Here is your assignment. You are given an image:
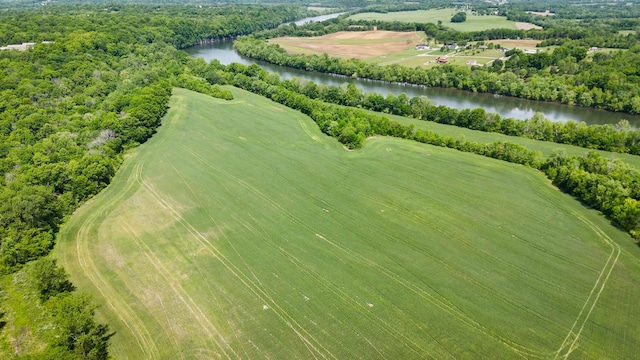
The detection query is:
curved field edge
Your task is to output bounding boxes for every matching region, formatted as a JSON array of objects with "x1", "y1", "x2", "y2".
[
  {"x1": 380, "y1": 110, "x2": 640, "y2": 168},
  {"x1": 54, "y1": 87, "x2": 640, "y2": 359}
]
